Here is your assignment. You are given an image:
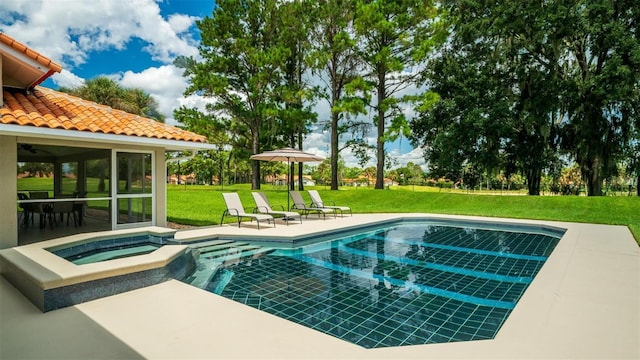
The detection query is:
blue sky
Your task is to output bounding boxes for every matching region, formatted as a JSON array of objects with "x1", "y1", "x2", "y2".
[{"x1": 0, "y1": 0, "x2": 424, "y2": 169}]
